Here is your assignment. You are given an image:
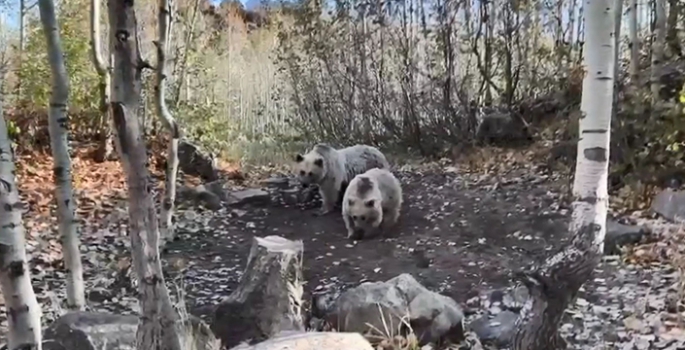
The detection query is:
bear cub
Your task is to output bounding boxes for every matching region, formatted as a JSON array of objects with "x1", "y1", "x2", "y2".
[{"x1": 342, "y1": 168, "x2": 402, "y2": 240}]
